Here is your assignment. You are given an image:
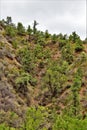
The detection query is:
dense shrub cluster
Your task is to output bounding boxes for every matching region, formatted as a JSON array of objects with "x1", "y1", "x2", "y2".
[{"x1": 0, "y1": 107, "x2": 87, "y2": 130}]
